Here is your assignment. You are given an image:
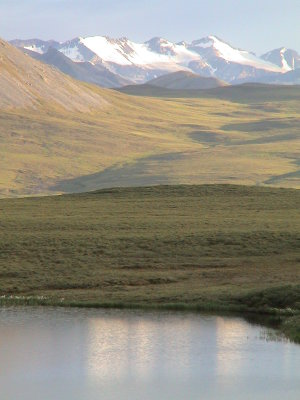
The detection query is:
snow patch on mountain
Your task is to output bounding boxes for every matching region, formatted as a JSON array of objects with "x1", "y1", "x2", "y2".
[
  {"x1": 24, "y1": 45, "x2": 44, "y2": 54},
  {"x1": 60, "y1": 45, "x2": 85, "y2": 62},
  {"x1": 261, "y1": 47, "x2": 298, "y2": 72},
  {"x1": 78, "y1": 36, "x2": 204, "y2": 67},
  {"x1": 191, "y1": 36, "x2": 283, "y2": 73},
  {"x1": 80, "y1": 36, "x2": 131, "y2": 65},
  {"x1": 280, "y1": 48, "x2": 292, "y2": 71}
]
